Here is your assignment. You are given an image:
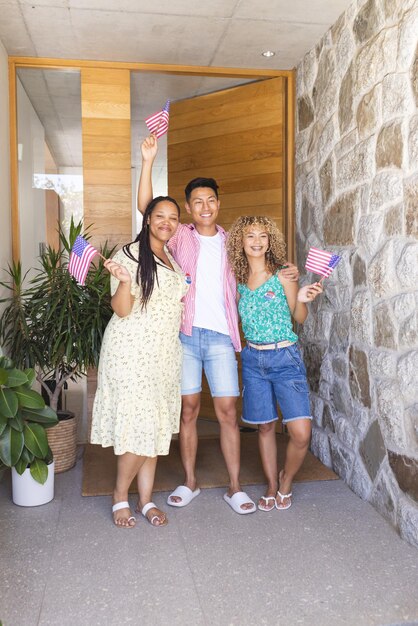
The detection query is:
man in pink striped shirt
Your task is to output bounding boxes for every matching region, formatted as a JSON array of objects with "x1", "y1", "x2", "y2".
[{"x1": 138, "y1": 134, "x2": 297, "y2": 514}]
